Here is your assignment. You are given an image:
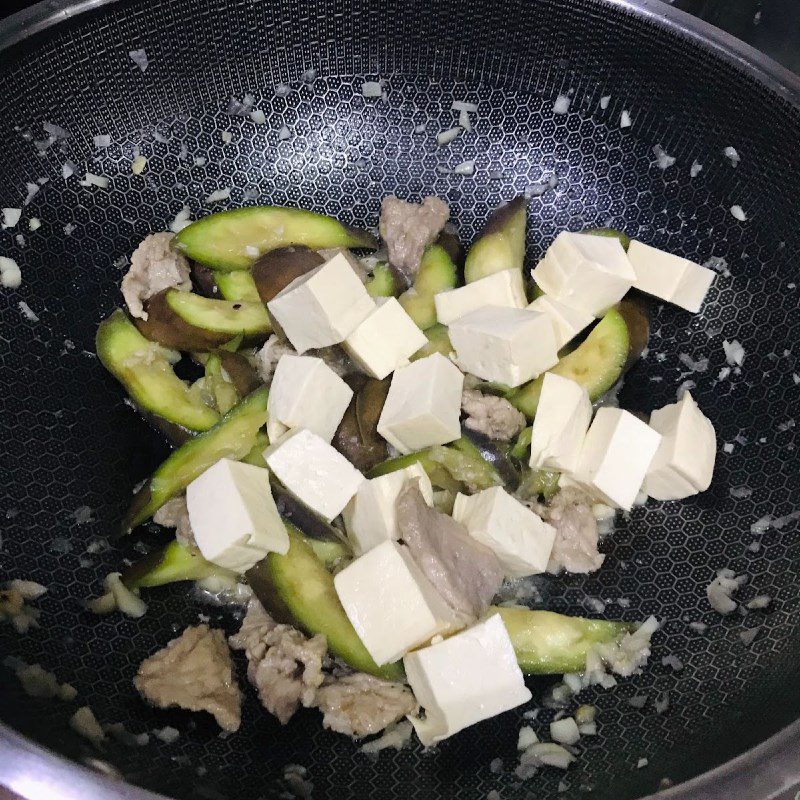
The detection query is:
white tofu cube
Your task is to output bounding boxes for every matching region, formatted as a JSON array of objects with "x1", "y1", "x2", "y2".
[
  {"x1": 377, "y1": 353, "x2": 464, "y2": 454},
  {"x1": 531, "y1": 232, "x2": 636, "y2": 316},
  {"x1": 627, "y1": 240, "x2": 715, "y2": 313},
  {"x1": 644, "y1": 392, "x2": 716, "y2": 500},
  {"x1": 527, "y1": 295, "x2": 594, "y2": 350},
  {"x1": 334, "y1": 540, "x2": 460, "y2": 665},
  {"x1": 403, "y1": 614, "x2": 532, "y2": 745},
  {"x1": 452, "y1": 487, "x2": 556, "y2": 578},
  {"x1": 267, "y1": 355, "x2": 353, "y2": 443},
  {"x1": 343, "y1": 297, "x2": 428, "y2": 379},
  {"x1": 434, "y1": 269, "x2": 527, "y2": 325},
  {"x1": 343, "y1": 465, "x2": 434, "y2": 555},
  {"x1": 264, "y1": 428, "x2": 364, "y2": 520},
  {"x1": 316, "y1": 247, "x2": 368, "y2": 282},
  {"x1": 448, "y1": 306, "x2": 558, "y2": 388},
  {"x1": 529, "y1": 373, "x2": 592, "y2": 473},
  {"x1": 574, "y1": 408, "x2": 662, "y2": 510},
  {"x1": 266, "y1": 252, "x2": 375, "y2": 353},
  {"x1": 186, "y1": 458, "x2": 288, "y2": 572}
]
